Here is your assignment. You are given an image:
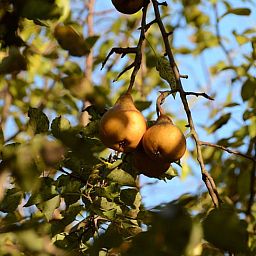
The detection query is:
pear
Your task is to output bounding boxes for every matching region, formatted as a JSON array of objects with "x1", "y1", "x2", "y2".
[
  {"x1": 132, "y1": 145, "x2": 170, "y2": 178},
  {"x1": 99, "y1": 93, "x2": 146, "y2": 152},
  {"x1": 142, "y1": 114, "x2": 186, "y2": 162},
  {"x1": 111, "y1": 0, "x2": 148, "y2": 15}
]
